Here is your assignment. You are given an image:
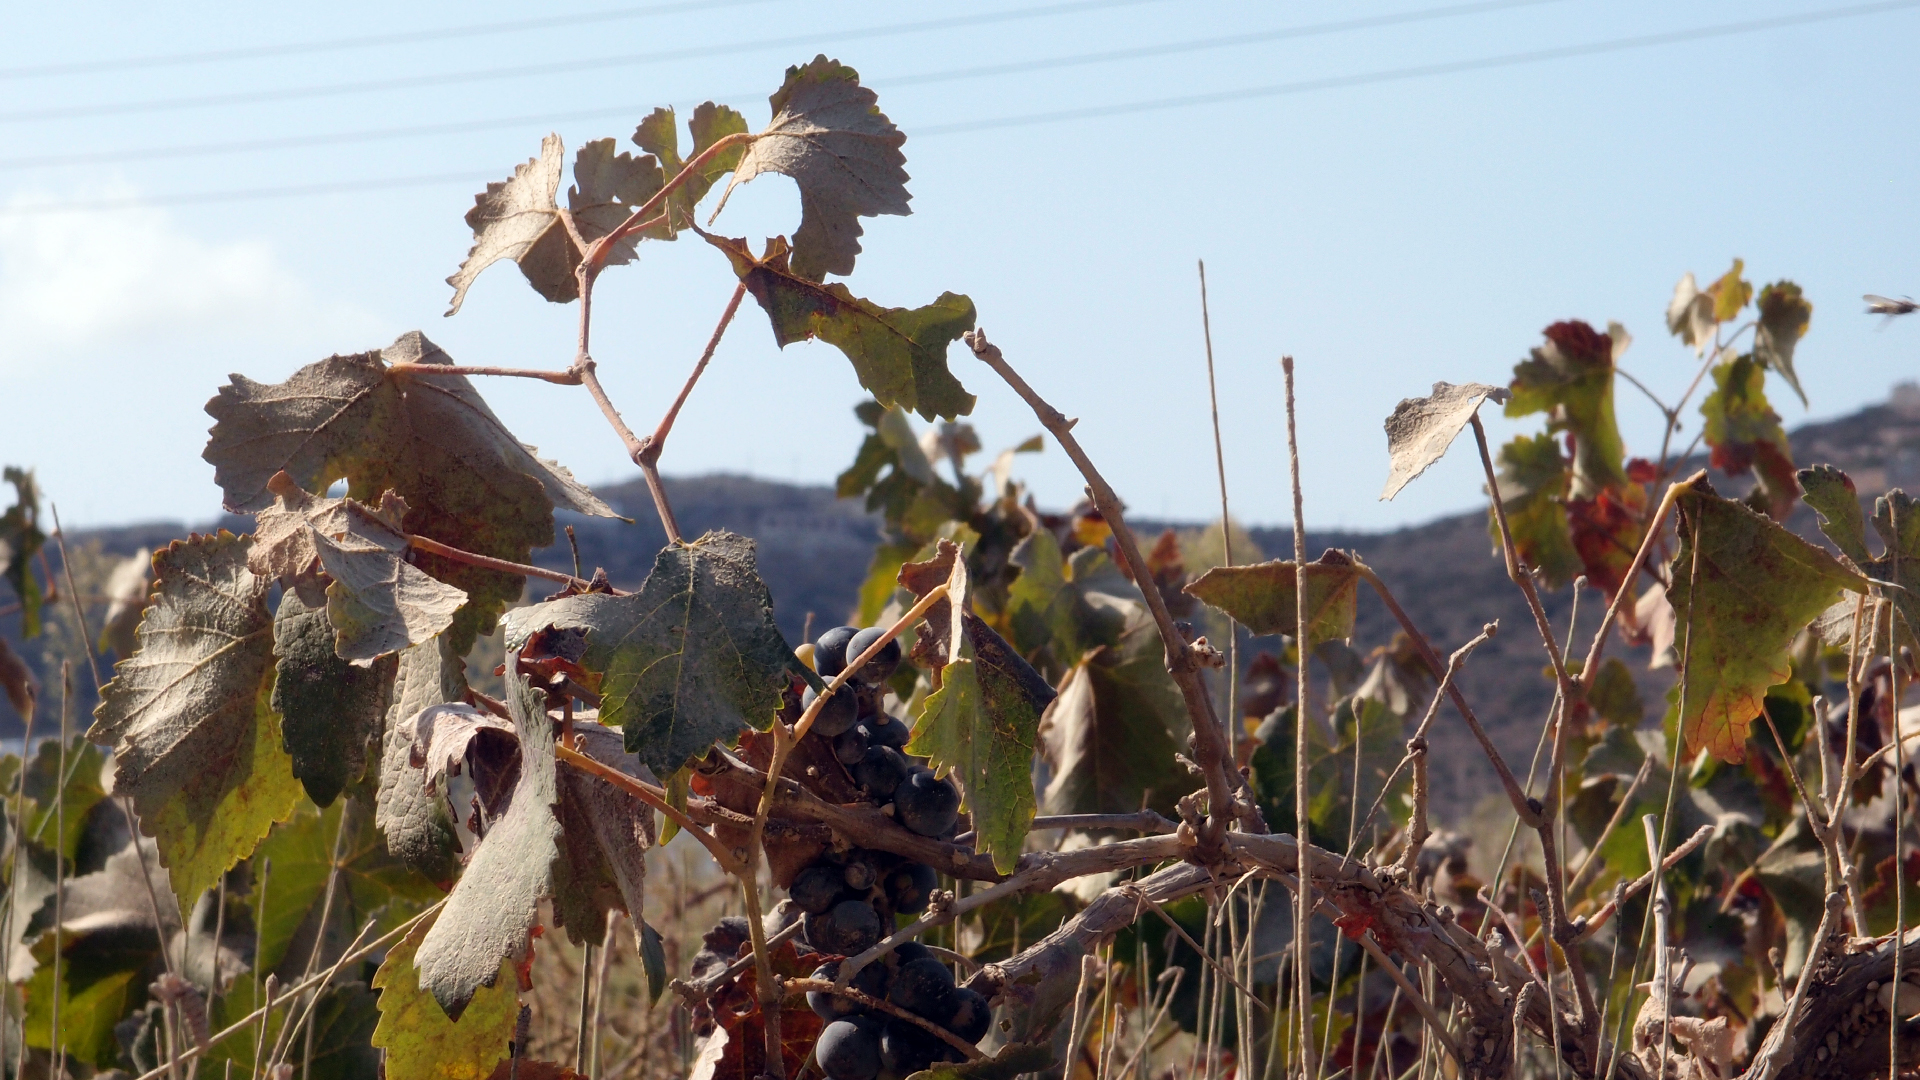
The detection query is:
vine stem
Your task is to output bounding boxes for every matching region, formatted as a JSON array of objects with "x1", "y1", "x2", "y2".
[
  {"x1": 1573, "y1": 471, "x2": 1700, "y2": 693},
  {"x1": 554, "y1": 744, "x2": 743, "y2": 874},
  {"x1": 1280, "y1": 356, "x2": 1317, "y2": 1077},
  {"x1": 405, "y1": 534, "x2": 612, "y2": 593},
  {"x1": 388, "y1": 363, "x2": 582, "y2": 385},
  {"x1": 633, "y1": 282, "x2": 750, "y2": 544},
  {"x1": 963, "y1": 329, "x2": 1254, "y2": 840}
]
